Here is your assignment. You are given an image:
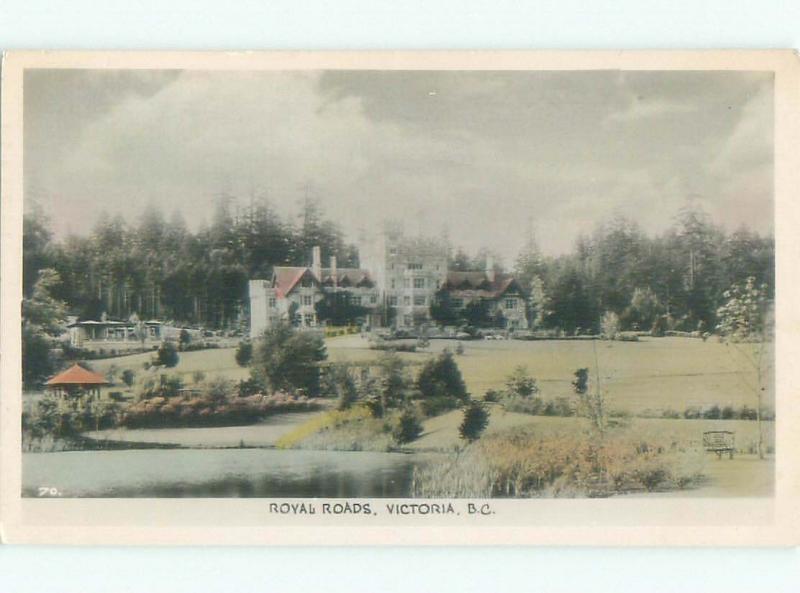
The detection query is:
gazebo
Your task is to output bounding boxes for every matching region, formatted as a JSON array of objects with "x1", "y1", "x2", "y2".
[{"x1": 45, "y1": 363, "x2": 108, "y2": 410}]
